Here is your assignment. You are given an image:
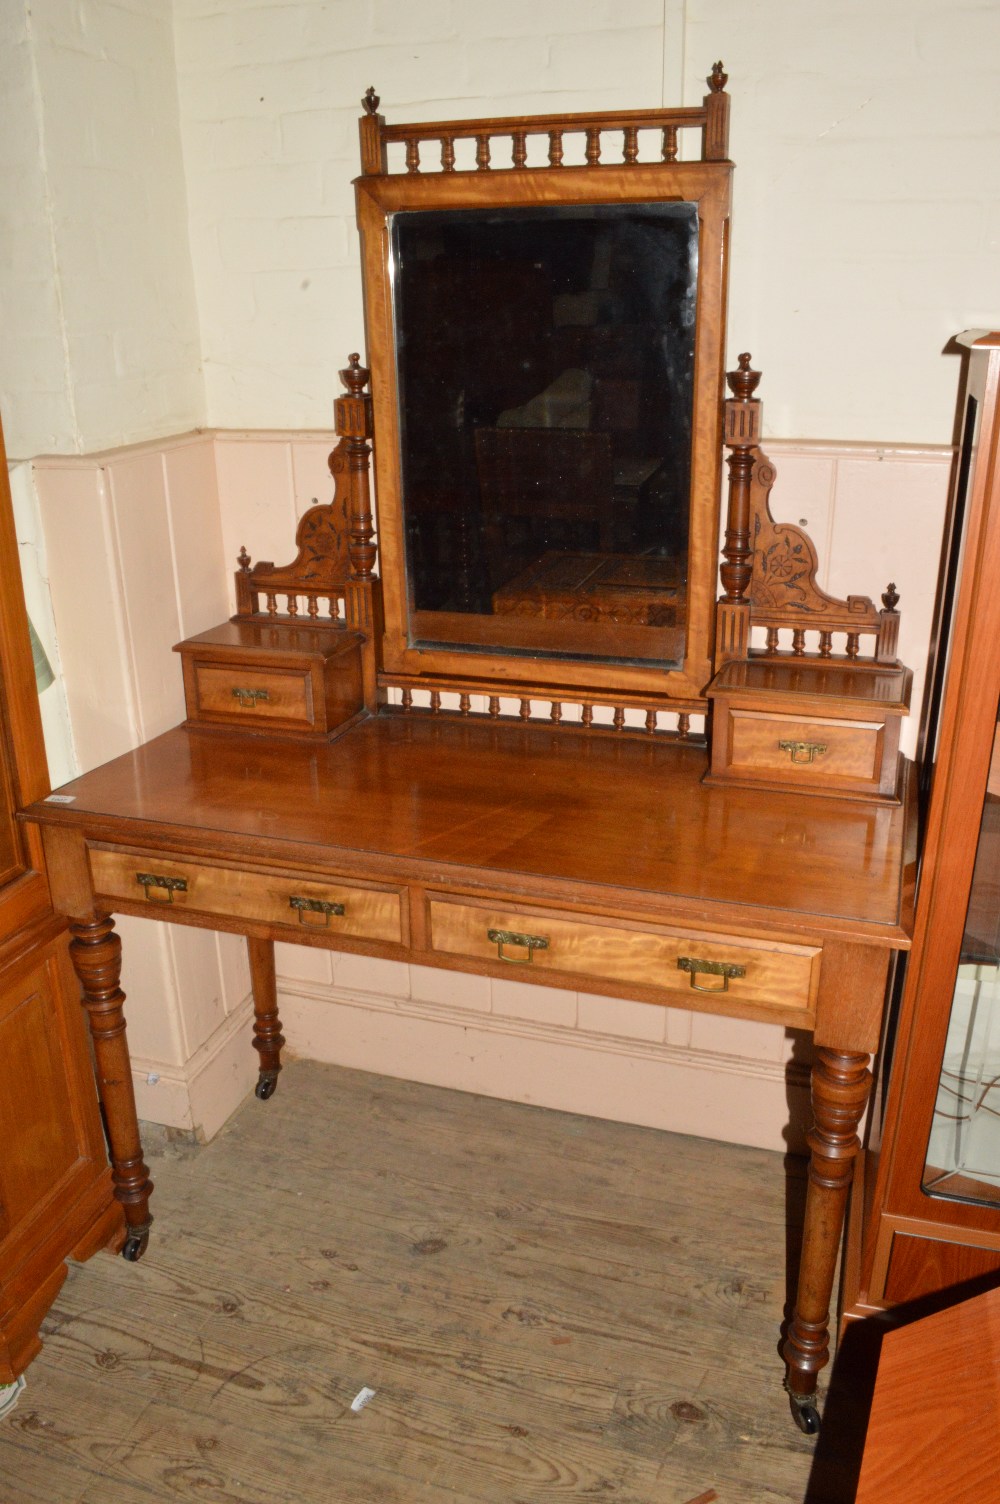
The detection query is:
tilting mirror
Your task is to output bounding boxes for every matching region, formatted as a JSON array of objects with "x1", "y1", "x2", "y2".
[{"x1": 355, "y1": 79, "x2": 732, "y2": 702}]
